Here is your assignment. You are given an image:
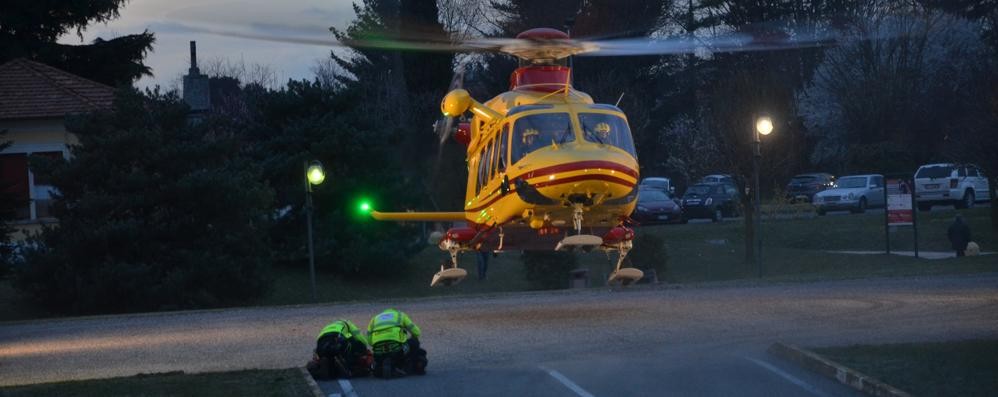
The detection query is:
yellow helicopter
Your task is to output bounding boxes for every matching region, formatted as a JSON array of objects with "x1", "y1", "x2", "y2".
[
  {"x1": 188, "y1": 23, "x2": 843, "y2": 287},
  {"x1": 370, "y1": 28, "x2": 644, "y2": 287},
  {"x1": 364, "y1": 26, "x2": 842, "y2": 287}
]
